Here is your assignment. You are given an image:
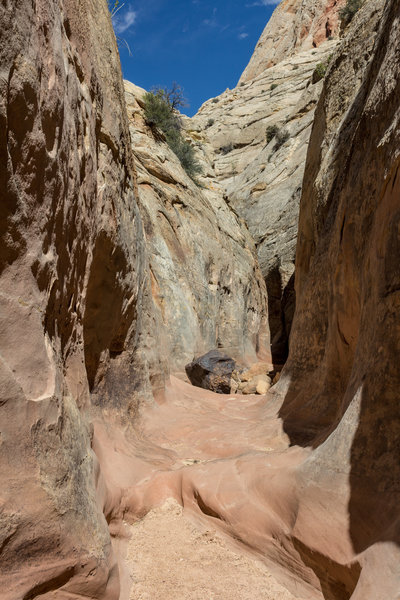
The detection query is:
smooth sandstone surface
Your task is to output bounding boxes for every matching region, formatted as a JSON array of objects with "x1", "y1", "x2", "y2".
[
  {"x1": 191, "y1": 35, "x2": 338, "y2": 363},
  {"x1": 0, "y1": 0, "x2": 164, "y2": 596},
  {"x1": 124, "y1": 81, "x2": 271, "y2": 372},
  {"x1": 1, "y1": 0, "x2": 400, "y2": 598}
]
